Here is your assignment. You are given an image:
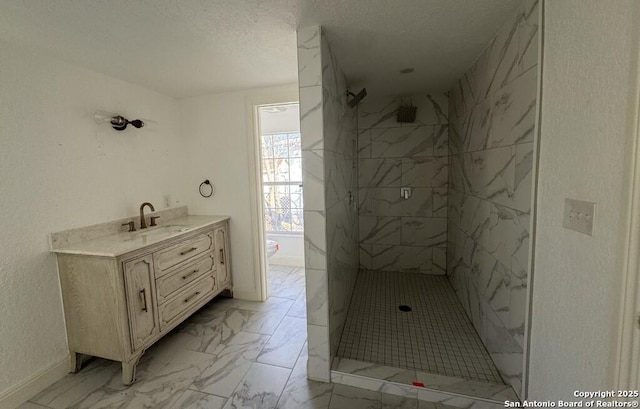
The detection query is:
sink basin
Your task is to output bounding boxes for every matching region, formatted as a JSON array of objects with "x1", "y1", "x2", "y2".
[
  {"x1": 137, "y1": 224, "x2": 191, "y2": 235},
  {"x1": 124, "y1": 224, "x2": 192, "y2": 242}
]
